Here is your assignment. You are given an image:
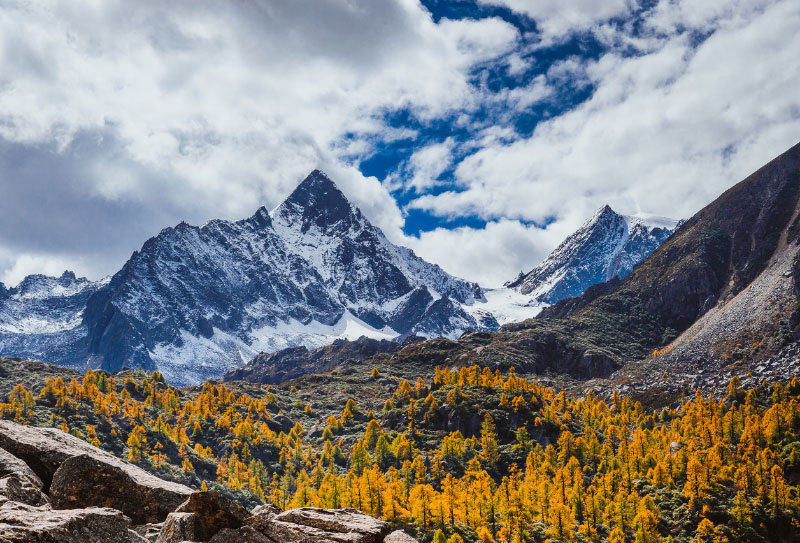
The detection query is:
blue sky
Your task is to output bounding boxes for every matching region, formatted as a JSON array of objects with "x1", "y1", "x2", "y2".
[{"x1": 0, "y1": 0, "x2": 799, "y2": 287}]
